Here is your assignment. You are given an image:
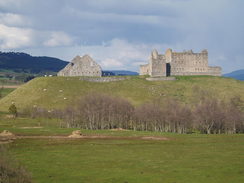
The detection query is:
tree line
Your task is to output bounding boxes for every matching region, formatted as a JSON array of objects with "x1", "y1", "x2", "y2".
[{"x1": 24, "y1": 92, "x2": 244, "y2": 134}]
